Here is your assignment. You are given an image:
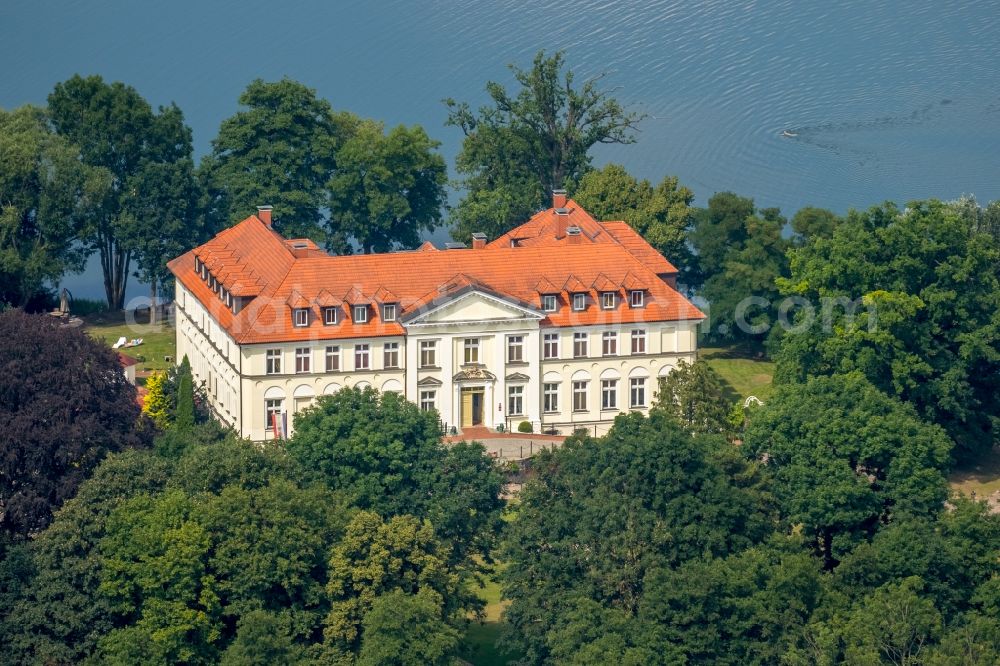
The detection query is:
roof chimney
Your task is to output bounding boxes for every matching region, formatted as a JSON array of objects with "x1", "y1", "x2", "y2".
[
  {"x1": 257, "y1": 205, "x2": 273, "y2": 228},
  {"x1": 552, "y1": 189, "x2": 567, "y2": 209},
  {"x1": 471, "y1": 232, "x2": 487, "y2": 250}
]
